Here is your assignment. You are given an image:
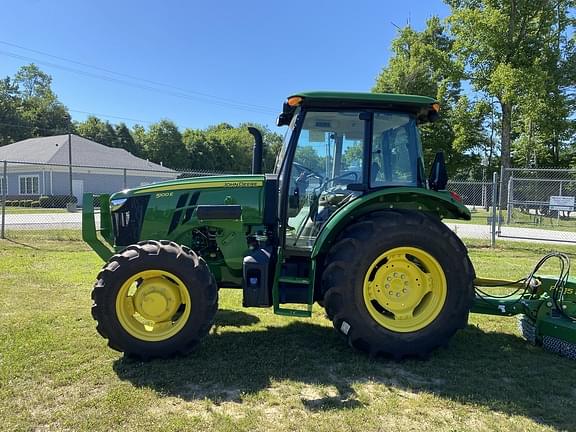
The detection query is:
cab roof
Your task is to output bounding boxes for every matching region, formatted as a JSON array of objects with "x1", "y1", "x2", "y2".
[
  {"x1": 277, "y1": 91, "x2": 439, "y2": 126},
  {"x1": 290, "y1": 91, "x2": 437, "y2": 107}
]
